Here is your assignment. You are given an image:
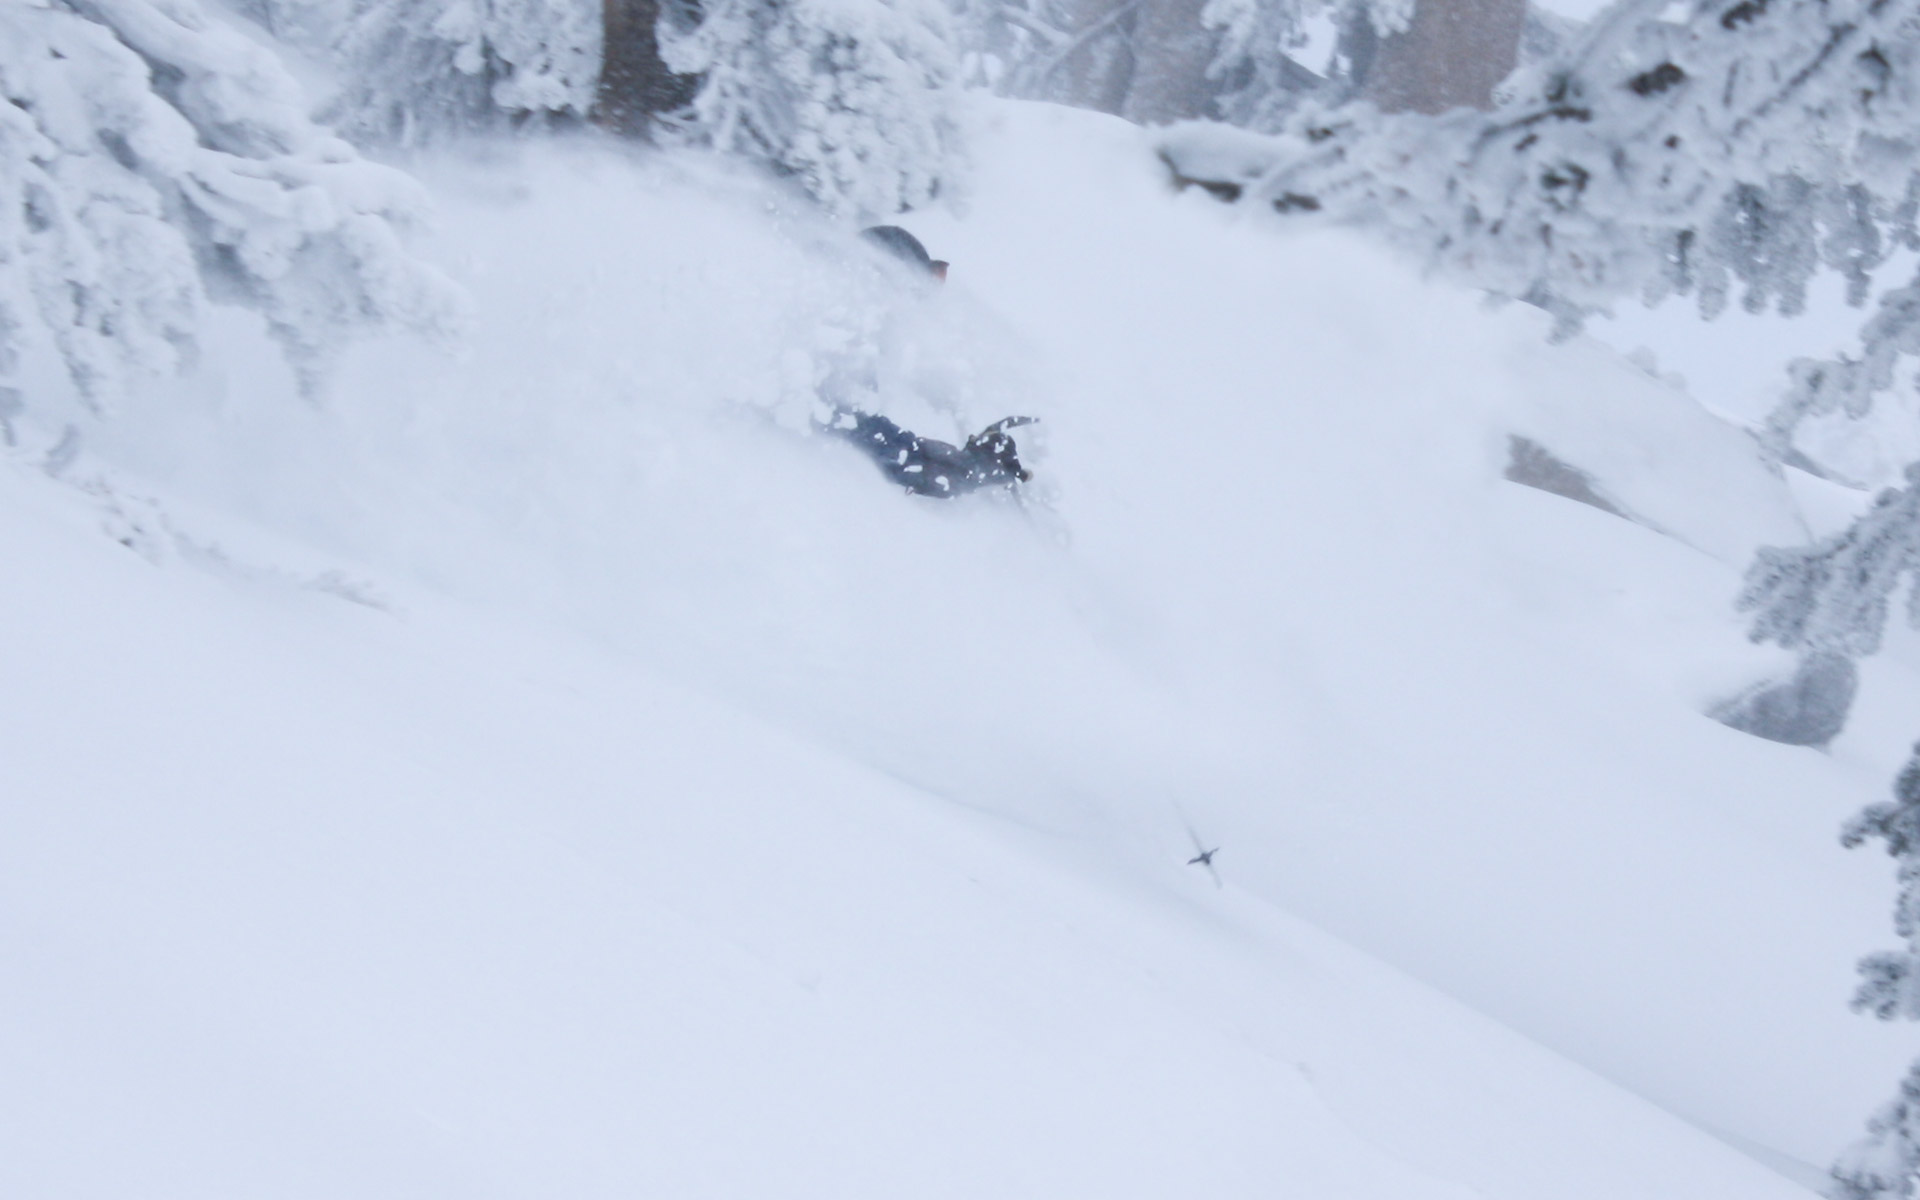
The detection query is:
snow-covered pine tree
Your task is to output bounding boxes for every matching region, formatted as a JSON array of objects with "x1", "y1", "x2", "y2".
[
  {"x1": 0, "y1": 0, "x2": 463, "y2": 408},
  {"x1": 657, "y1": 0, "x2": 964, "y2": 216},
  {"x1": 950, "y1": 0, "x2": 1304, "y2": 122},
  {"x1": 1203, "y1": 0, "x2": 1458, "y2": 126},
  {"x1": 1165, "y1": 0, "x2": 1920, "y2": 331},
  {"x1": 1831, "y1": 747, "x2": 1920, "y2": 1200},
  {"x1": 1206, "y1": 0, "x2": 1532, "y2": 126},
  {"x1": 957, "y1": 0, "x2": 1524, "y2": 127},
  {"x1": 327, "y1": 0, "x2": 603, "y2": 144},
  {"x1": 1697, "y1": 0, "x2": 1920, "y2": 670},
  {"x1": 945, "y1": 0, "x2": 1135, "y2": 109}
]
